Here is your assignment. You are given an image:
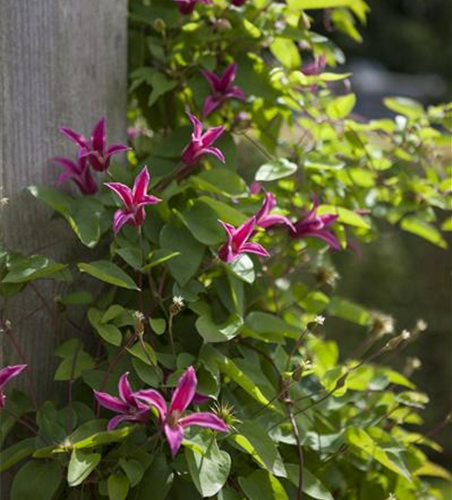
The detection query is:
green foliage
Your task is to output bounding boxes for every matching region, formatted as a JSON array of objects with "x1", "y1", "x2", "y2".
[{"x1": 1, "y1": 0, "x2": 451, "y2": 498}]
